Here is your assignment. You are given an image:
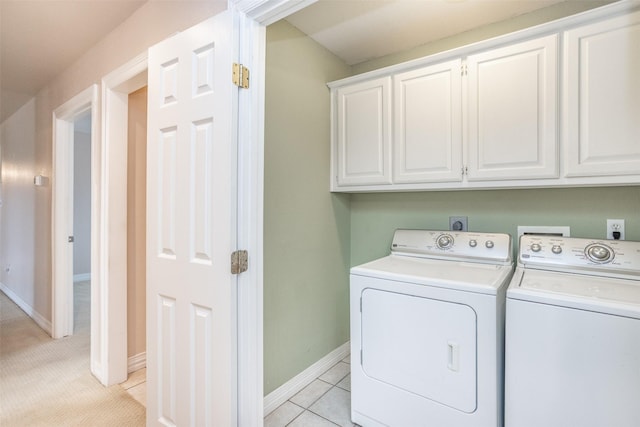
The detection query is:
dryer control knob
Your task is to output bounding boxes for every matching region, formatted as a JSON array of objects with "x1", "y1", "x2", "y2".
[
  {"x1": 469, "y1": 239, "x2": 478, "y2": 248},
  {"x1": 436, "y1": 234, "x2": 454, "y2": 249},
  {"x1": 585, "y1": 244, "x2": 613, "y2": 263},
  {"x1": 485, "y1": 240, "x2": 494, "y2": 249},
  {"x1": 552, "y1": 245, "x2": 562, "y2": 254},
  {"x1": 531, "y1": 243, "x2": 542, "y2": 252}
]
